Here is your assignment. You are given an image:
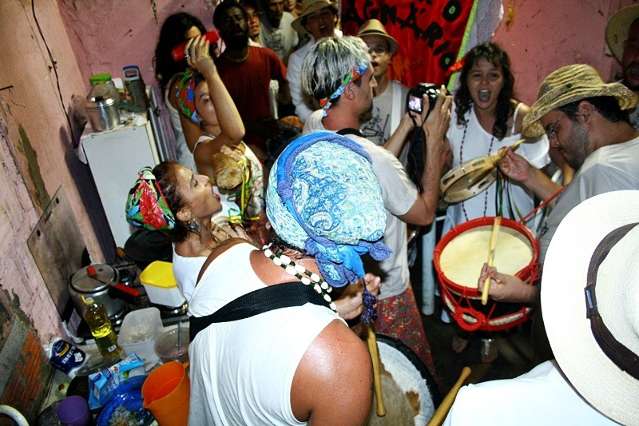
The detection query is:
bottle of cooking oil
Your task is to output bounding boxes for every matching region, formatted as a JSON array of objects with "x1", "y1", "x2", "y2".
[{"x1": 82, "y1": 296, "x2": 123, "y2": 363}]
